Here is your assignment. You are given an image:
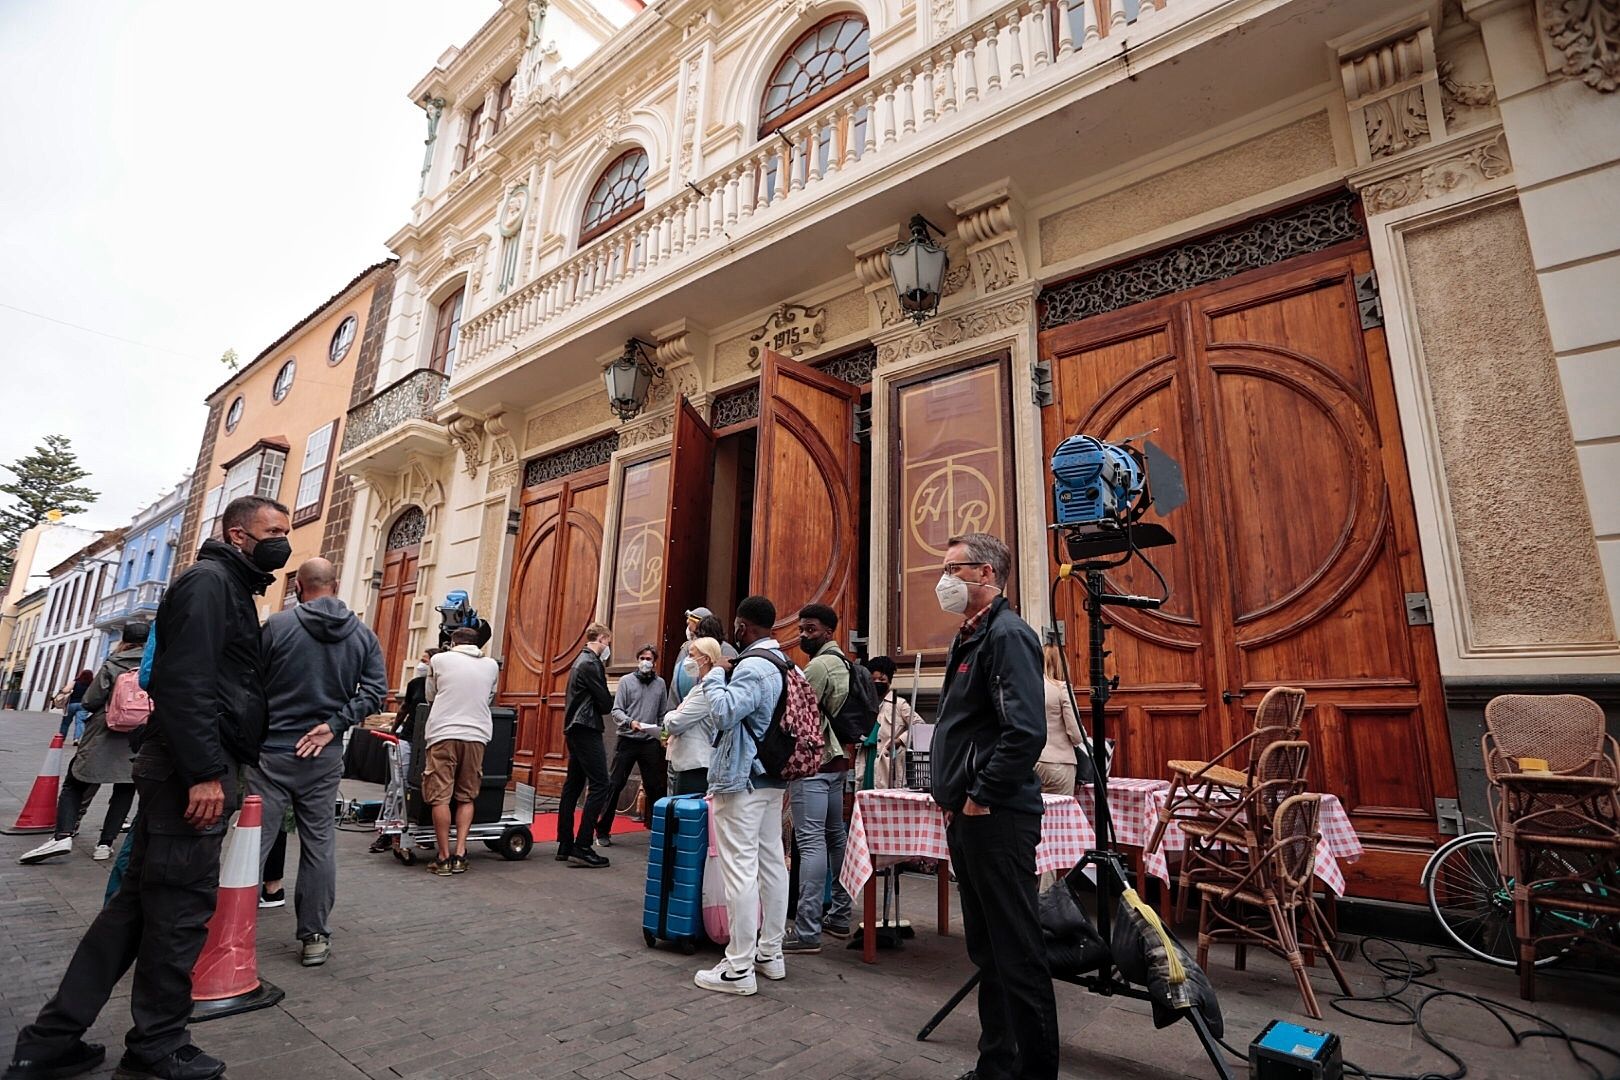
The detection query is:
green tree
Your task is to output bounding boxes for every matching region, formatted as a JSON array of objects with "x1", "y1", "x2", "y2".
[{"x1": 0, "y1": 435, "x2": 99, "y2": 590}]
